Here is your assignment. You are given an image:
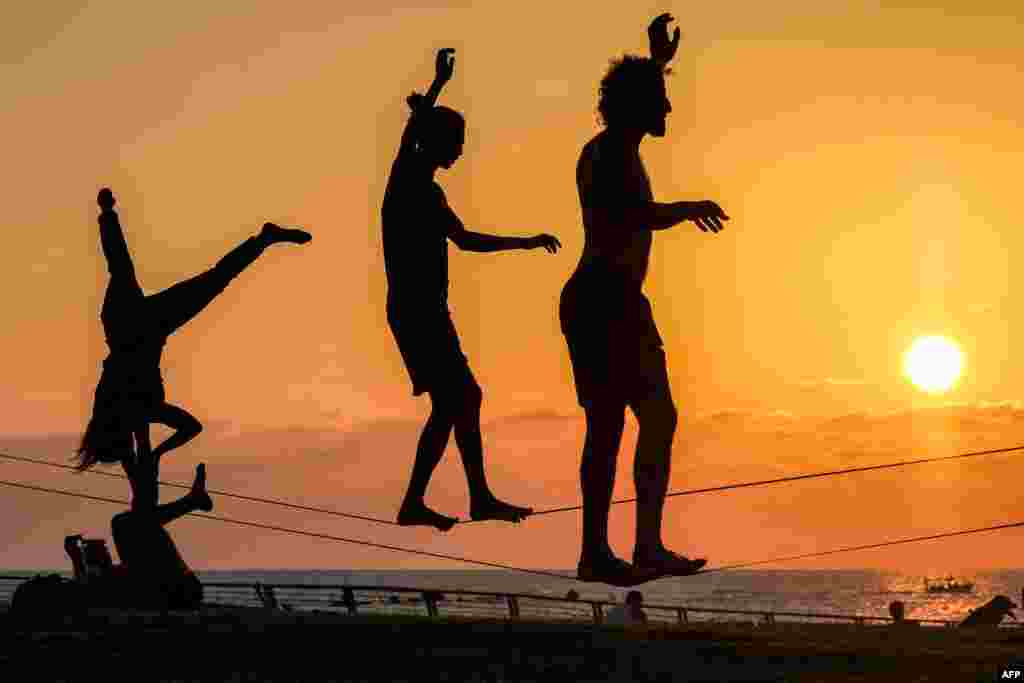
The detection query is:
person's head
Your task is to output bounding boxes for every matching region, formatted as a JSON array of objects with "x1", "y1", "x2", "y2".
[
  {"x1": 992, "y1": 595, "x2": 1017, "y2": 615},
  {"x1": 597, "y1": 55, "x2": 672, "y2": 137},
  {"x1": 626, "y1": 590, "x2": 643, "y2": 607},
  {"x1": 888, "y1": 600, "x2": 905, "y2": 622},
  {"x1": 75, "y1": 412, "x2": 134, "y2": 471},
  {"x1": 407, "y1": 93, "x2": 465, "y2": 169}
]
